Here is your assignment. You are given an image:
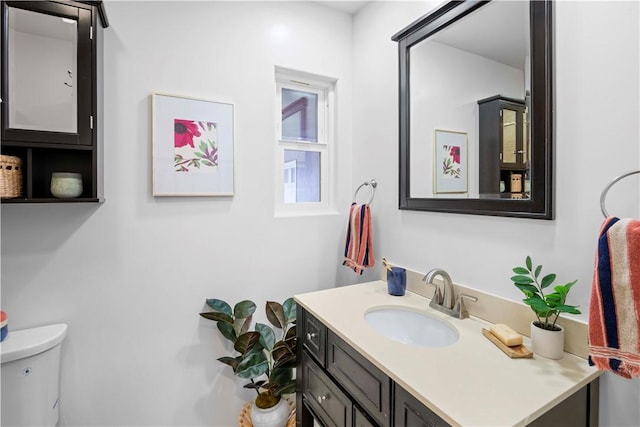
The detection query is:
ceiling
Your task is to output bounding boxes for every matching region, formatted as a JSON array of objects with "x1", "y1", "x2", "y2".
[{"x1": 315, "y1": 1, "x2": 370, "y2": 15}]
